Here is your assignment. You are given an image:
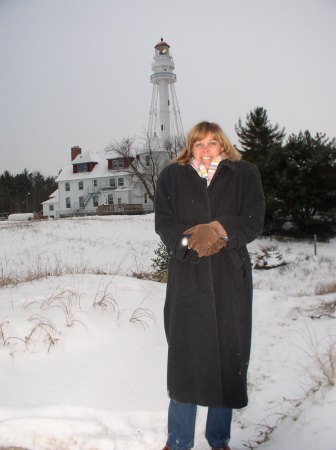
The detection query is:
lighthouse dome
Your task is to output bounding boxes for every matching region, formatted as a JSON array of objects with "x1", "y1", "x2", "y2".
[{"x1": 155, "y1": 38, "x2": 170, "y2": 49}]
